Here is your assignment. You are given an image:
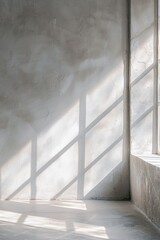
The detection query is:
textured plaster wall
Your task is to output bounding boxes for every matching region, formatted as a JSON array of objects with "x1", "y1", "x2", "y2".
[
  {"x1": 130, "y1": 0, "x2": 155, "y2": 155},
  {"x1": 130, "y1": 155, "x2": 160, "y2": 229},
  {"x1": 130, "y1": 0, "x2": 160, "y2": 228},
  {"x1": 0, "y1": 0, "x2": 129, "y2": 200},
  {"x1": 158, "y1": 0, "x2": 160, "y2": 154}
]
